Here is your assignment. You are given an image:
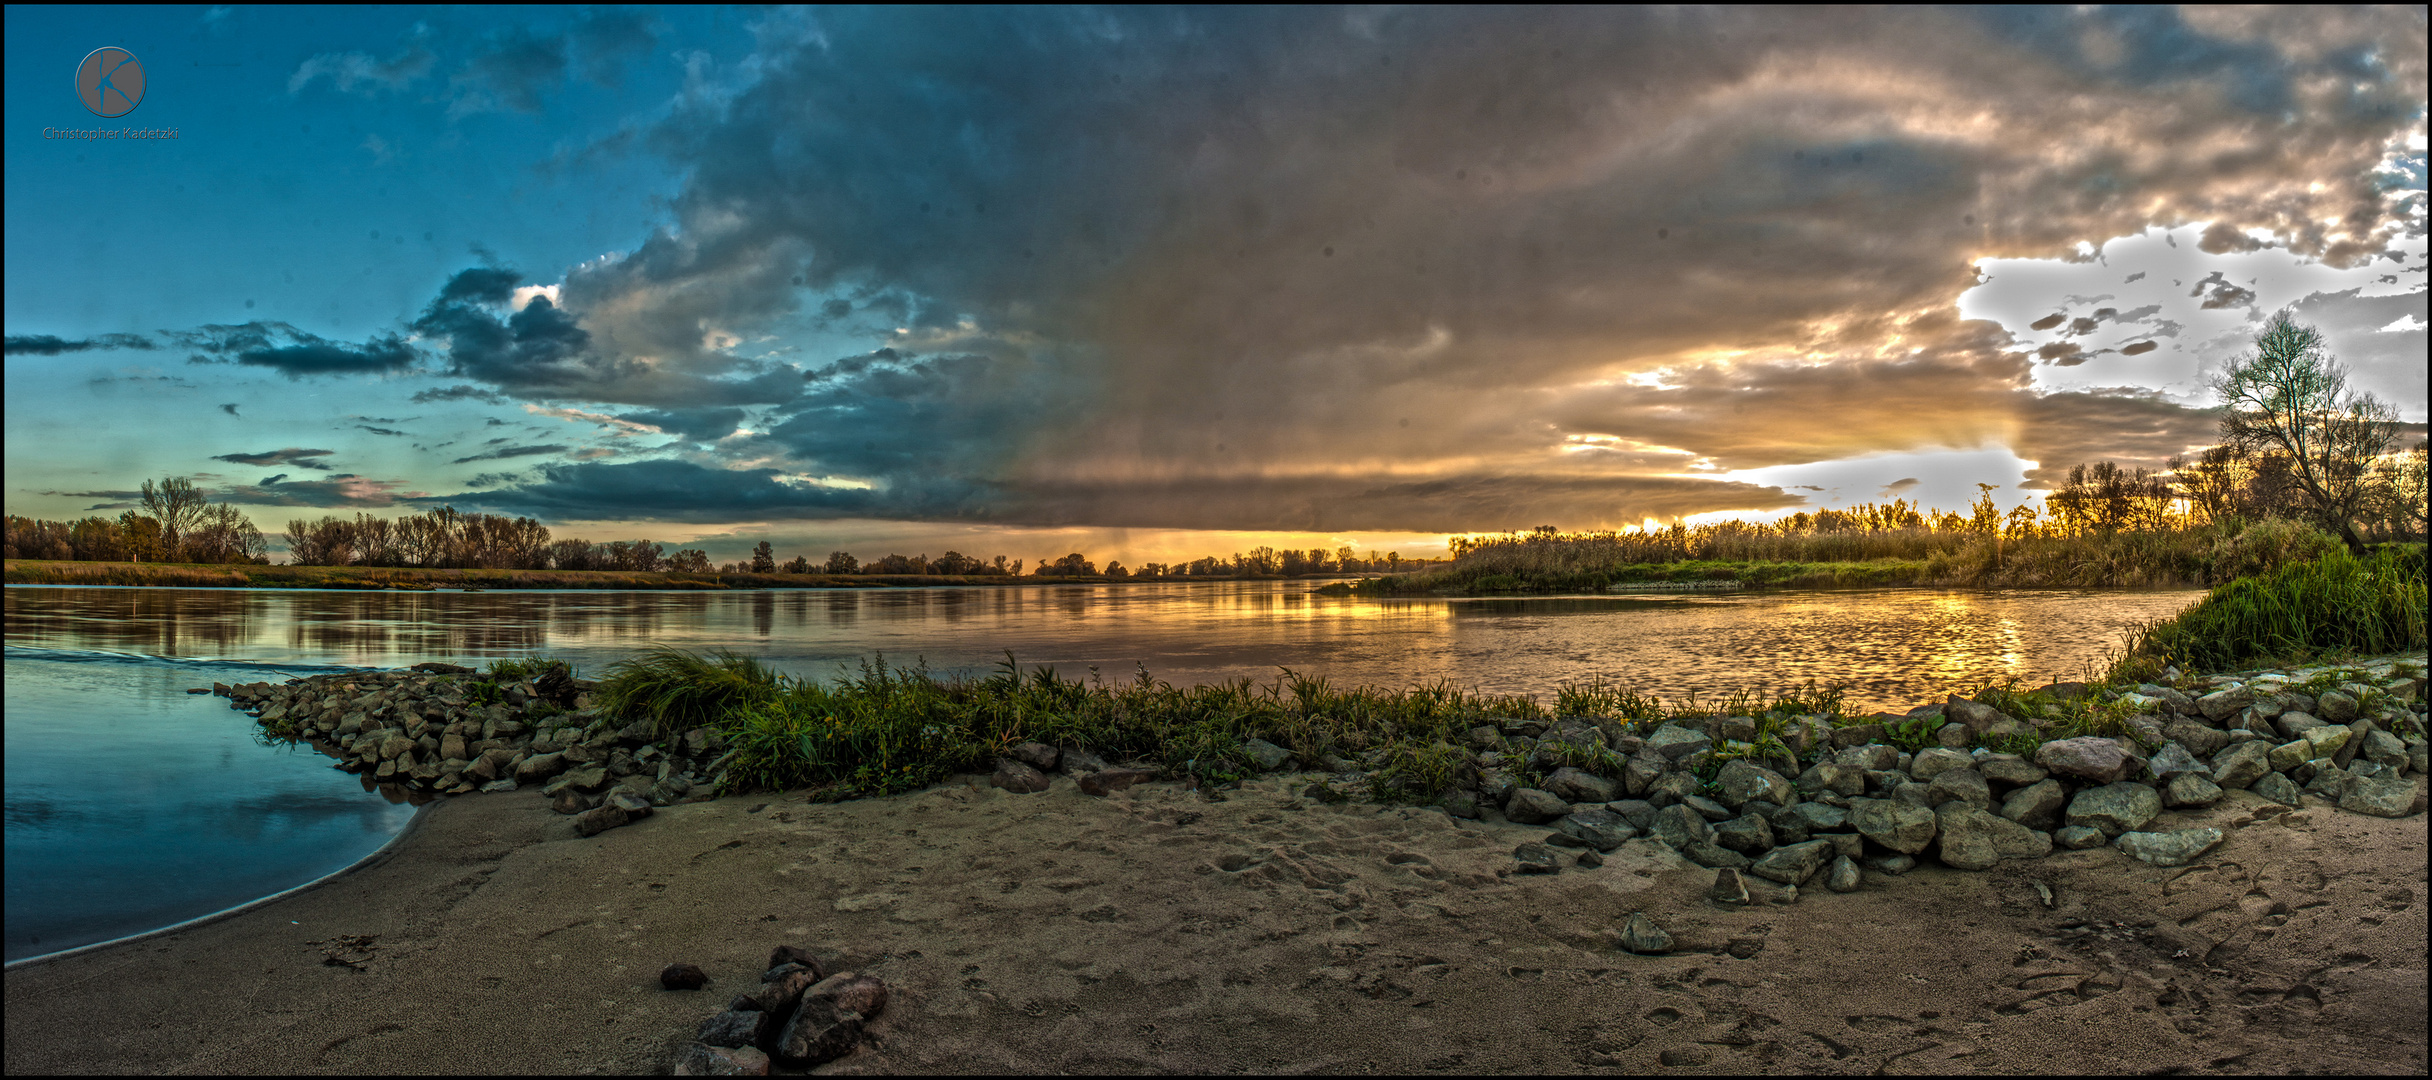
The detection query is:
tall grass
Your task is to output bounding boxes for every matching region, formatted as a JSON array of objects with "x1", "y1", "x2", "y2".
[
  {"x1": 2115, "y1": 545, "x2": 2427, "y2": 676},
  {"x1": 596, "y1": 647, "x2": 784, "y2": 742}
]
